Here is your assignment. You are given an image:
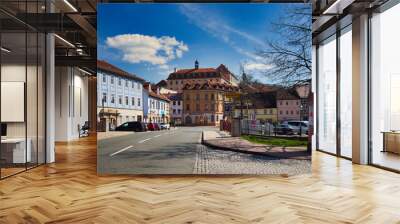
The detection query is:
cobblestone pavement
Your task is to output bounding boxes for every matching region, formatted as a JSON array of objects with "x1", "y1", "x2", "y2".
[{"x1": 193, "y1": 145, "x2": 311, "y2": 175}]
